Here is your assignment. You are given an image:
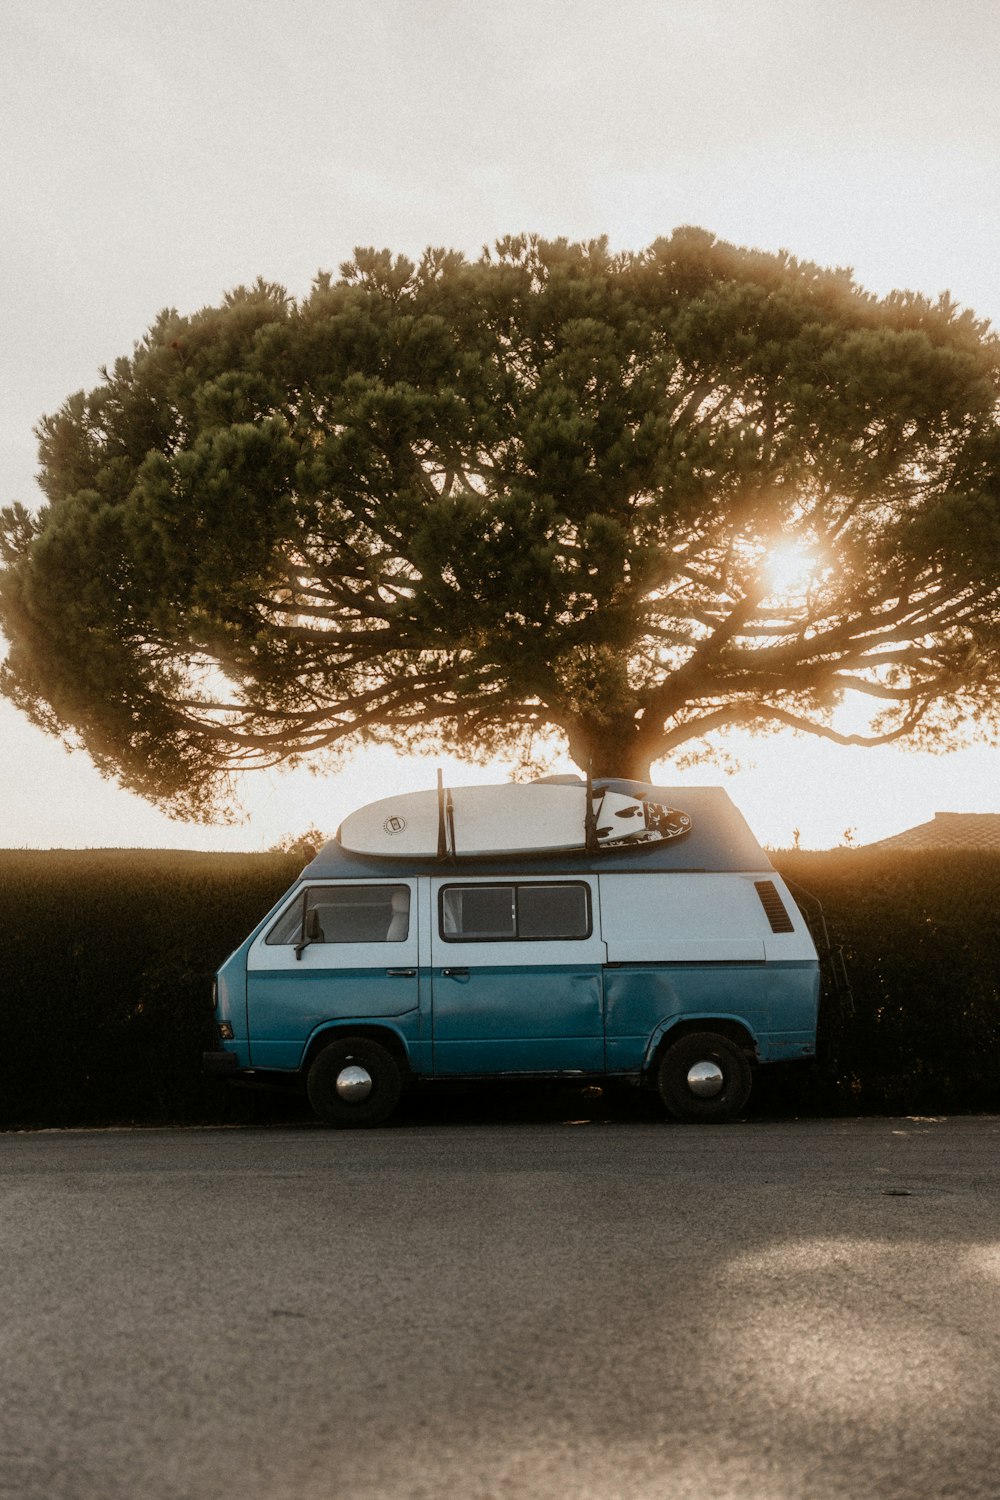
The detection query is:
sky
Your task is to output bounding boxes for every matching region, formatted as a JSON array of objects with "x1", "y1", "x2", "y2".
[{"x1": 2, "y1": 0, "x2": 1000, "y2": 851}]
